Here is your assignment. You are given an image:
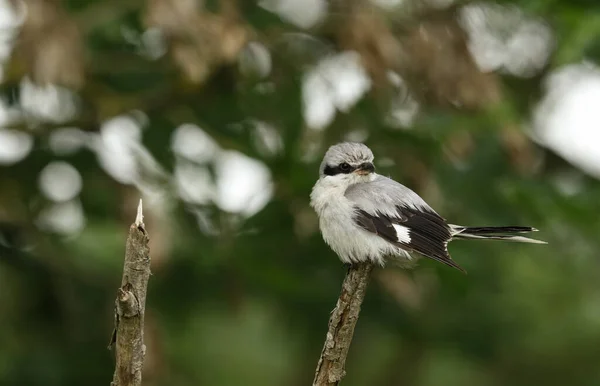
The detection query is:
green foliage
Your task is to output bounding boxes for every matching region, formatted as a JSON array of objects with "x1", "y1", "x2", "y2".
[{"x1": 1, "y1": 1, "x2": 600, "y2": 386}]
